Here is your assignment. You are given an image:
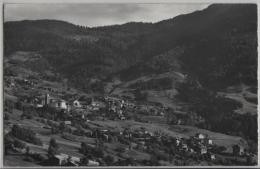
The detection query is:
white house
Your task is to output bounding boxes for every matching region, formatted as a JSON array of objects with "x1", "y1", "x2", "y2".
[
  {"x1": 64, "y1": 121, "x2": 72, "y2": 125},
  {"x1": 208, "y1": 139, "x2": 213, "y2": 145},
  {"x1": 87, "y1": 160, "x2": 100, "y2": 166},
  {"x1": 73, "y1": 100, "x2": 82, "y2": 108},
  {"x1": 49, "y1": 99, "x2": 68, "y2": 110},
  {"x1": 54, "y1": 153, "x2": 80, "y2": 166},
  {"x1": 210, "y1": 154, "x2": 216, "y2": 160},
  {"x1": 196, "y1": 133, "x2": 206, "y2": 139},
  {"x1": 200, "y1": 146, "x2": 207, "y2": 154}
]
